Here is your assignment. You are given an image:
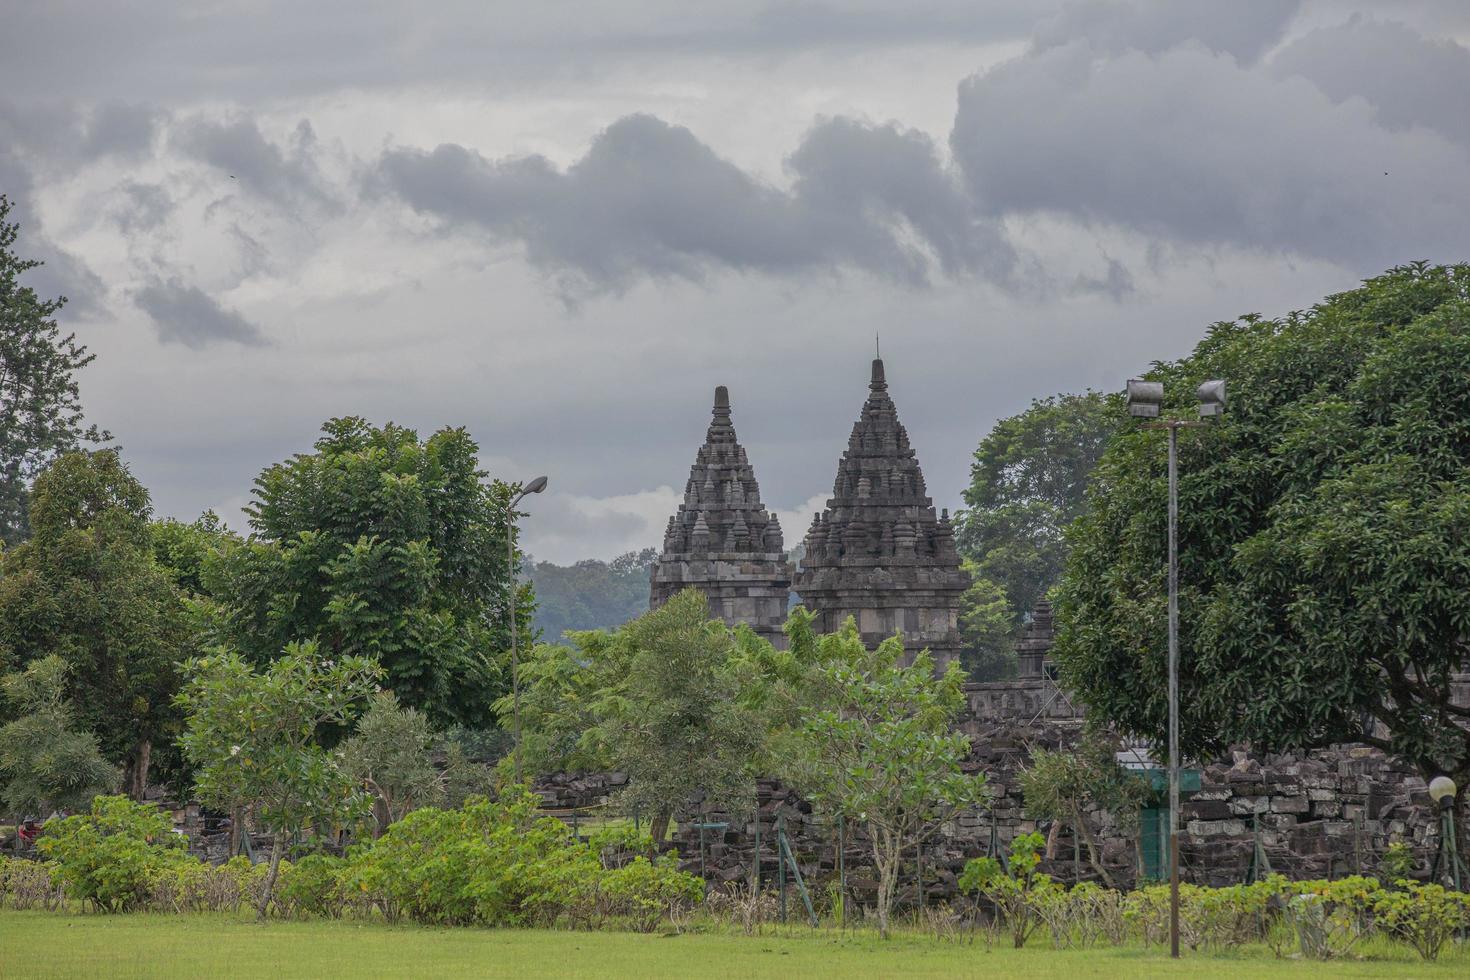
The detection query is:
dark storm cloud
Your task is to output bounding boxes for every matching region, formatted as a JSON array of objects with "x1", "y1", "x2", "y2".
[
  {"x1": 0, "y1": 2, "x2": 1064, "y2": 102},
  {"x1": 134, "y1": 279, "x2": 270, "y2": 349},
  {"x1": 1270, "y1": 17, "x2": 1470, "y2": 147},
  {"x1": 173, "y1": 116, "x2": 336, "y2": 210},
  {"x1": 373, "y1": 114, "x2": 1014, "y2": 294},
  {"x1": 950, "y1": 41, "x2": 1470, "y2": 271},
  {"x1": 1034, "y1": 0, "x2": 1302, "y2": 61}
]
